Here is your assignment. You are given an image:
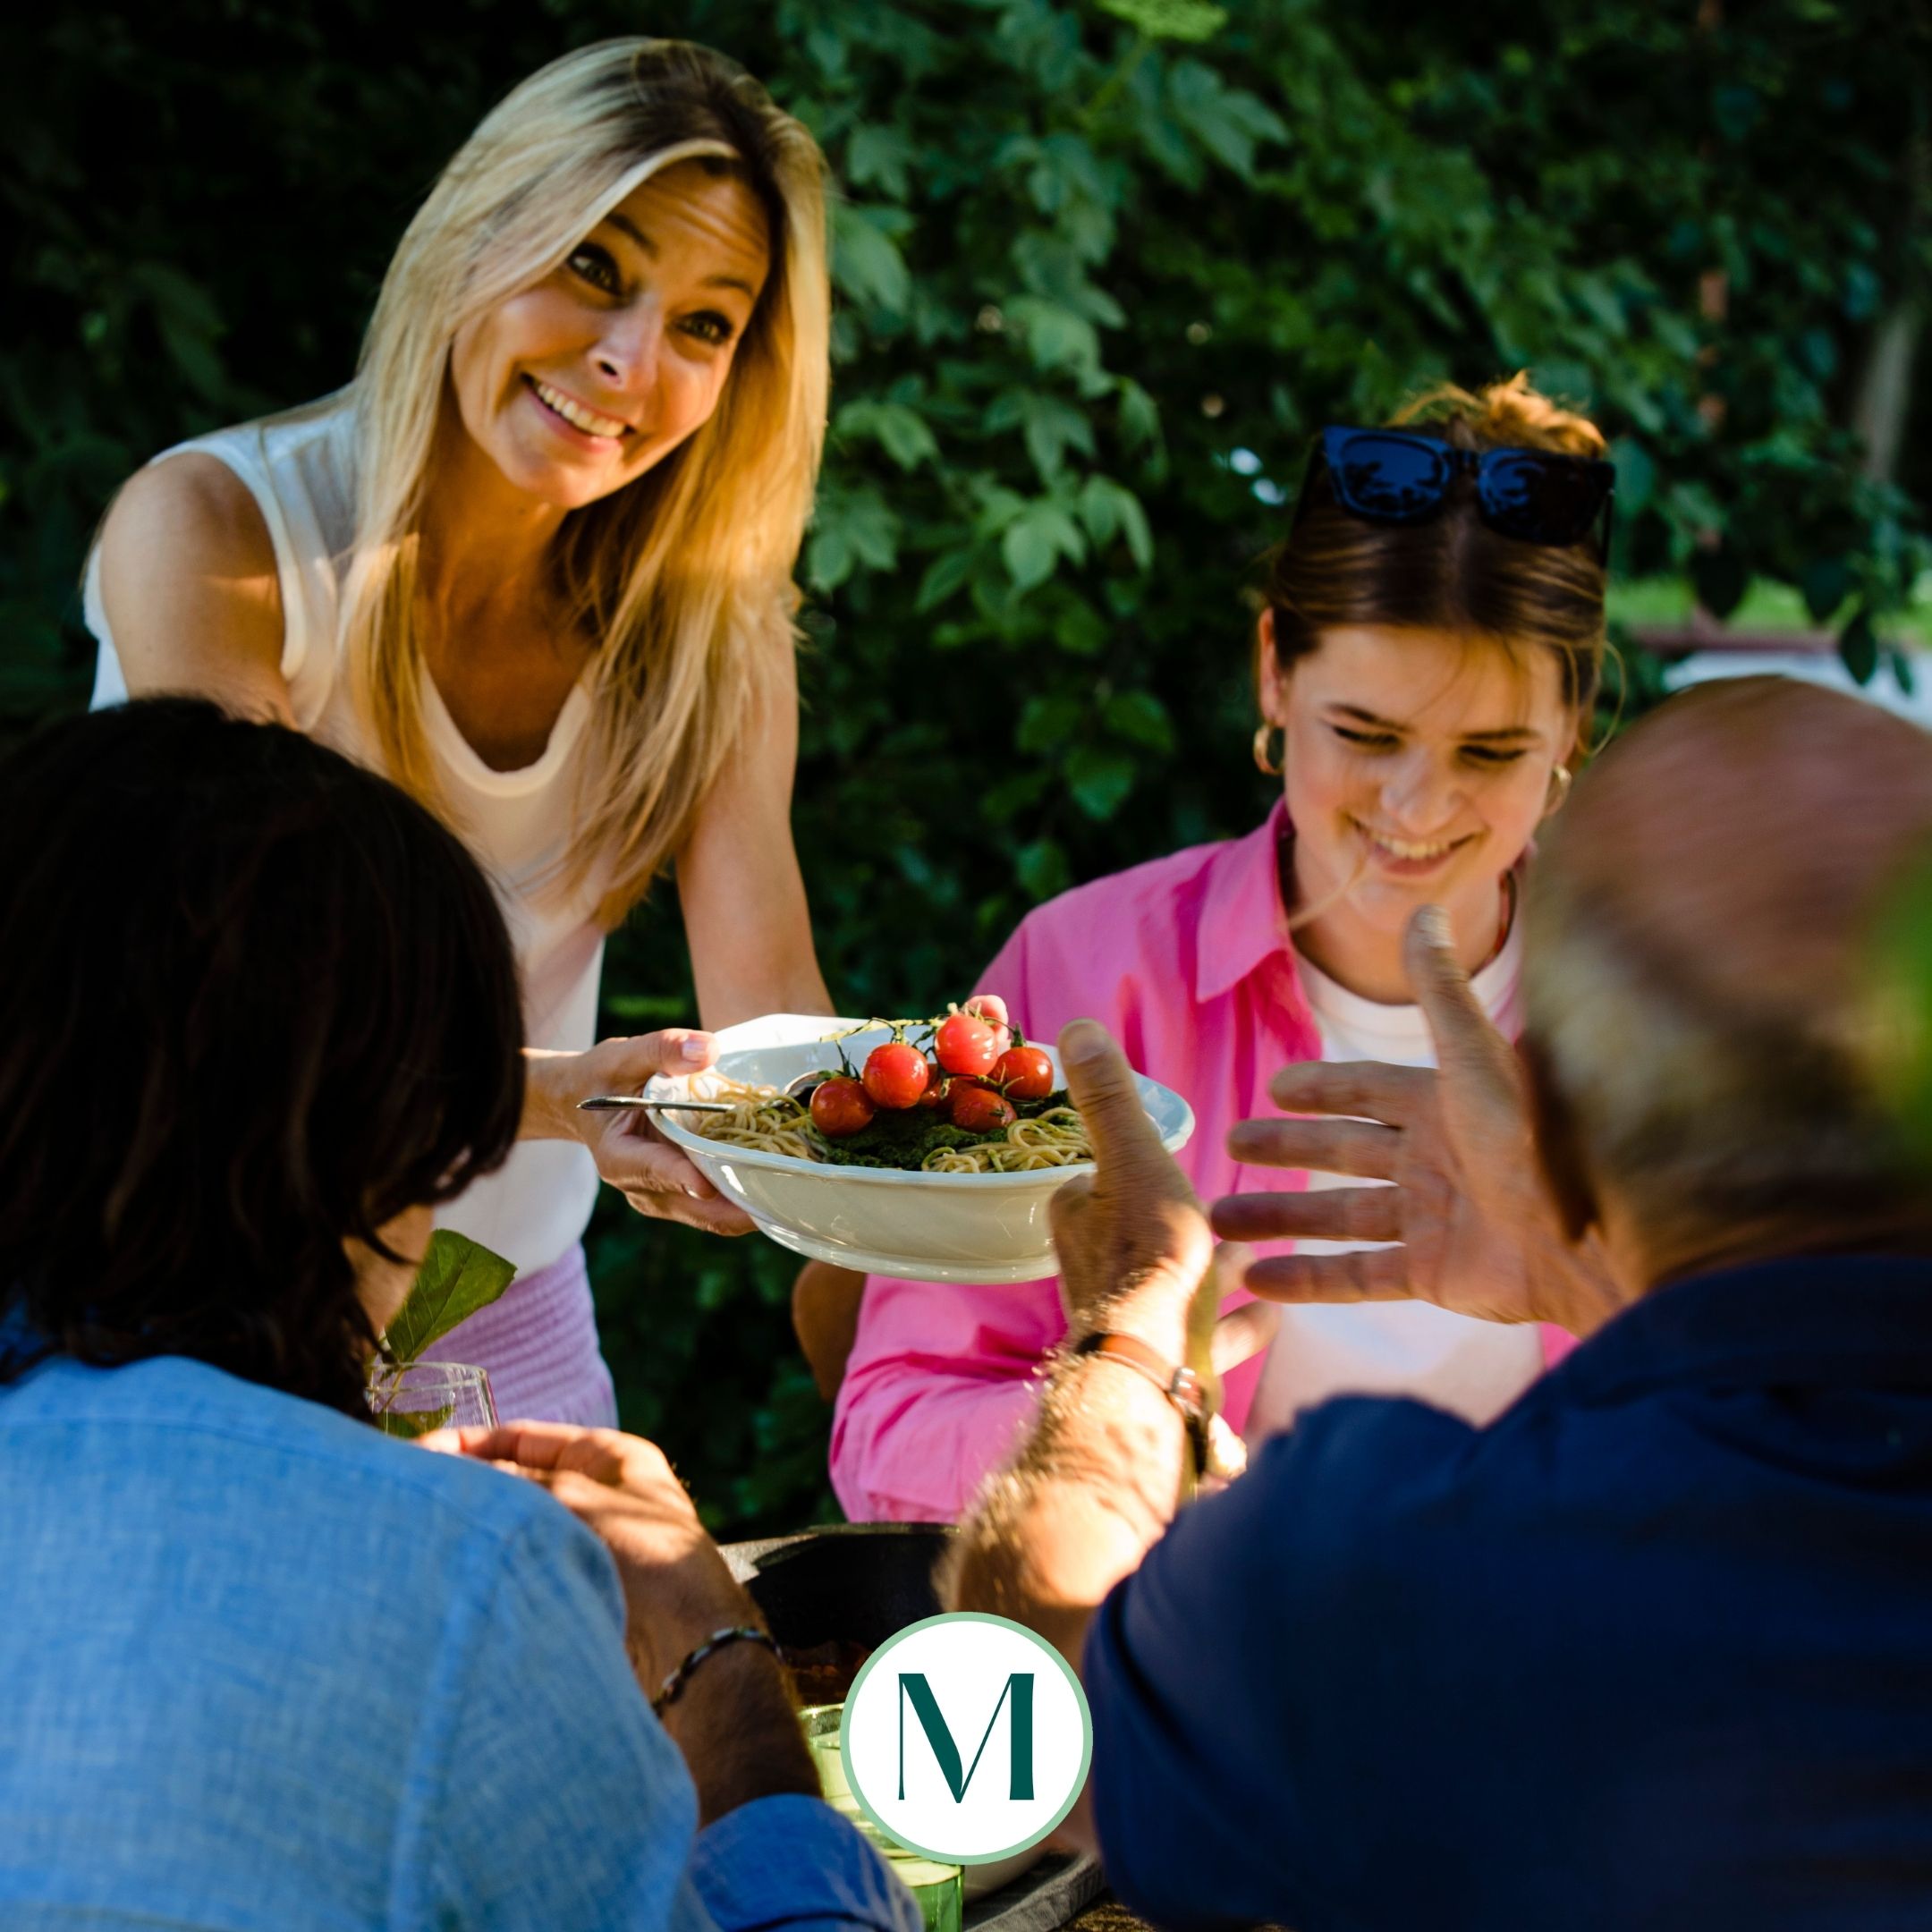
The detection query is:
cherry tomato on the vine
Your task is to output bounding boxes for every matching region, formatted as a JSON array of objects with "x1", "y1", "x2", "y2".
[
  {"x1": 862, "y1": 1041, "x2": 930, "y2": 1111},
  {"x1": 990, "y1": 1045, "x2": 1055, "y2": 1102},
  {"x1": 948, "y1": 1083, "x2": 1017, "y2": 1133},
  {"x1": 810, "y1": 1076, "x2": 876, "y2": 1138},
  {"x1": 963, "y1": 995, "x2": 1013, "y2": 1056},
  {"x1": 934, "y1": 1011, "x2": 999, "y2": 1079},
  {"x1": 918, "y1": 1066, "x2": 953, "y2": 1110}
]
